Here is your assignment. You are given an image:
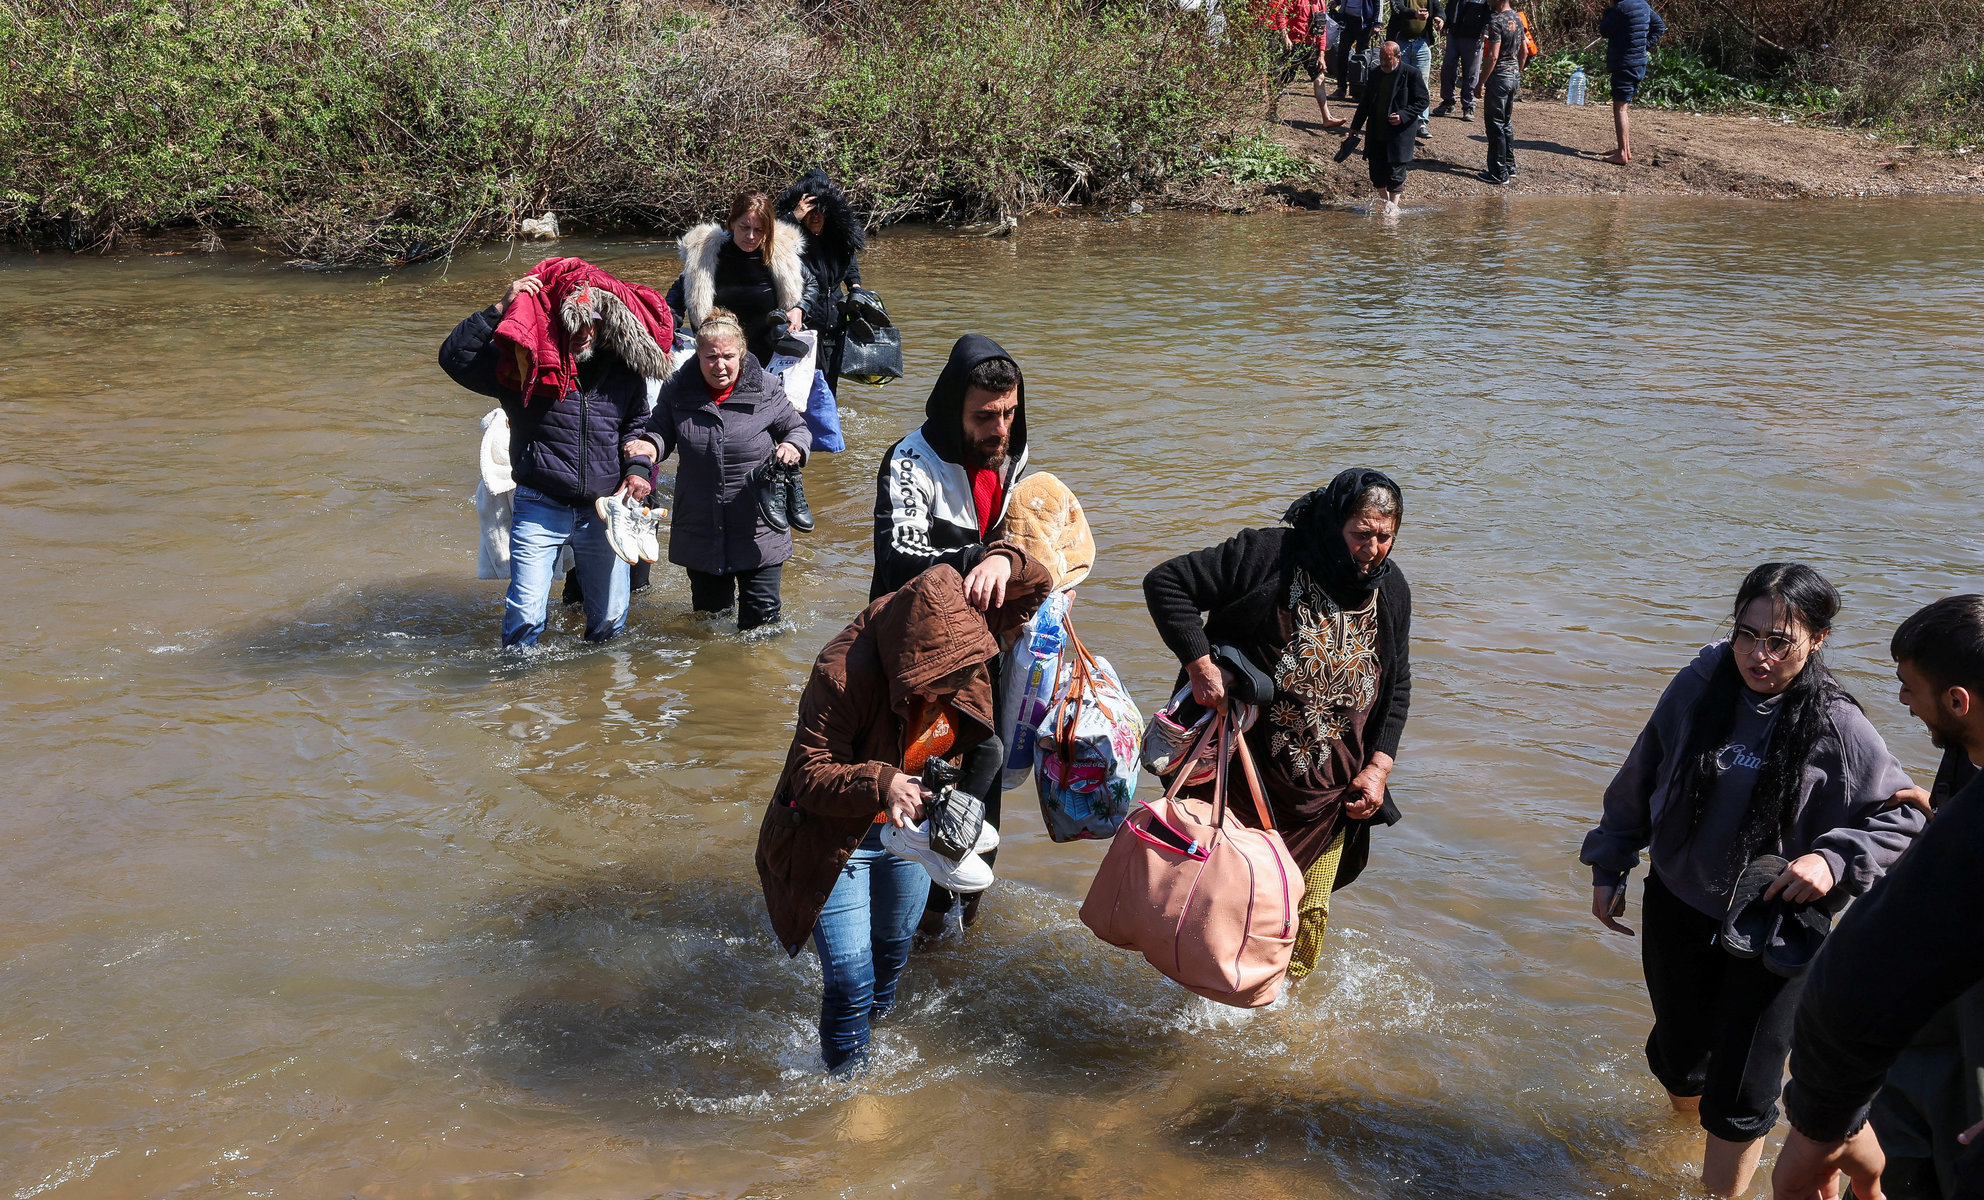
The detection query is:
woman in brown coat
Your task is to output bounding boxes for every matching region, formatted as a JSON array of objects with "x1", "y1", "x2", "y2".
[{"x1": 757, "y1": 548, "x2": 1050, "y2": 1070}]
